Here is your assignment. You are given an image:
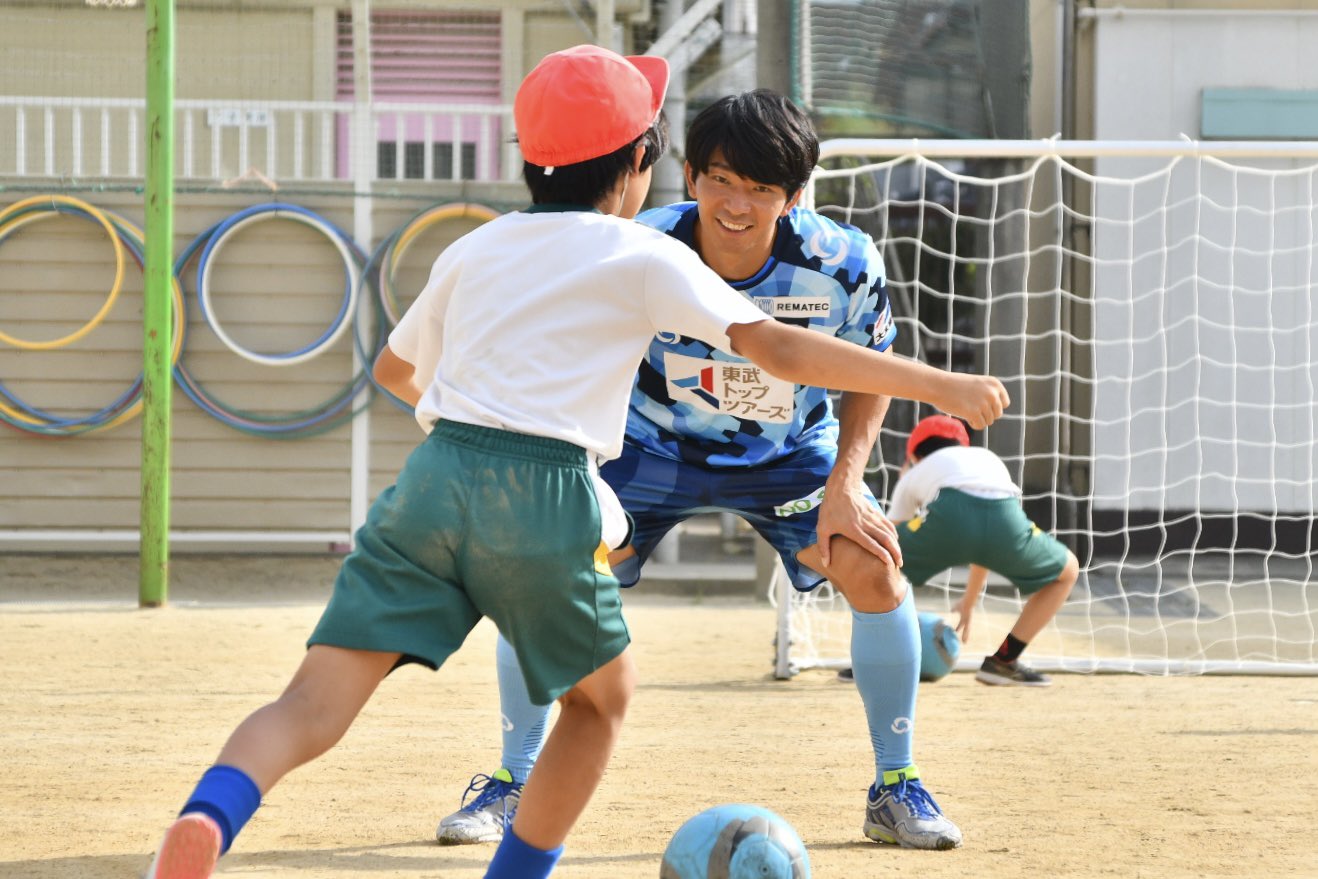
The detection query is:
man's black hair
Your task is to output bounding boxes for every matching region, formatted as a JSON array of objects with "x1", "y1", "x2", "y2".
[
  {"x1": 912, "y1": 435, "x2": 965, "y2": 461},
  {"x1": 685, "y1": 89, "x2": 819, "y2": 195},
  {"x1": 522, "y1": 110, "x2": 670, "y2": 206}
]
